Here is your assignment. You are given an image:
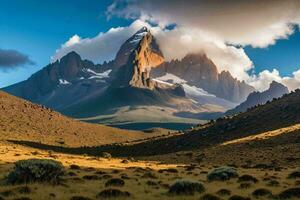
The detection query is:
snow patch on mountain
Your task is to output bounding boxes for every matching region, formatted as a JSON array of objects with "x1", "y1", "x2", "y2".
[
  {"x1": 83, "y1": 69, "x2": 112, "y2": 80},
  {"x1": 59, "y1": 79, "x2": 71, "y2": 85},
  {"x1": 154, "y1": 73, "x2": 215, "y2": 97}
]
